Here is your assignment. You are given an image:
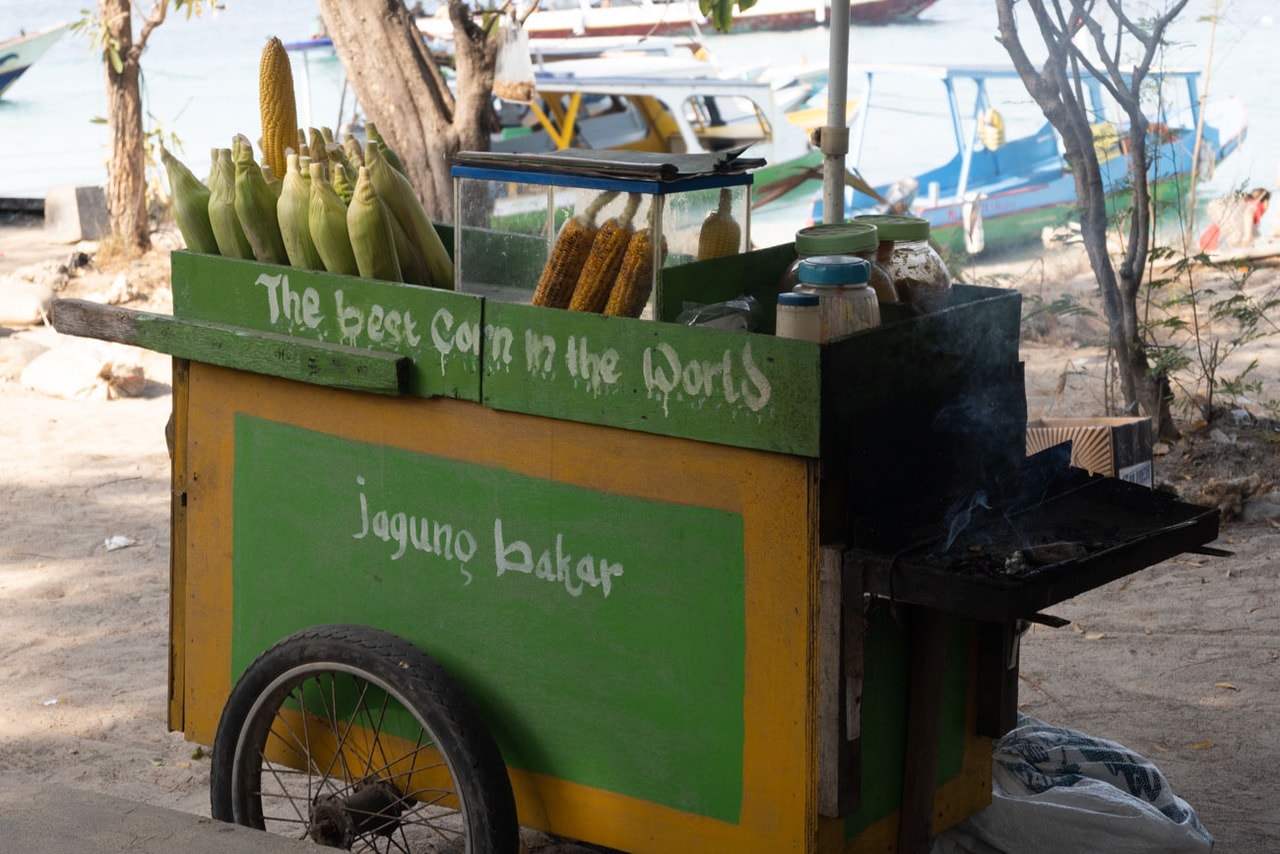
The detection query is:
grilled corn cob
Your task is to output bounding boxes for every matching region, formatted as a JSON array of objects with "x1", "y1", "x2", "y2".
[
  {"x1": 232, "y1": 134, "x2": 290, "y2": 265},
  {"x1": 307, "y1": 161, "x2": 359, "y2": 276},
  {"x1": 258, "y1": 36, "x2": 298, "y2": 184},
  {"x1": 160, "y1": 146, "x2": 219, "y2": 255},
  {"x1": 568, "y1": 193, "x2": 640, "y2": 313},
  {"x1": 278, "y1": 152, "x2": 325, "y2": 270},
  {"x1": 604, "y1": 227, "x2": 665, "y2": 318},
  {"x1": 364, "y1": 141, "x2": 453, "y2": 289},
  {"x1": 531, "y1": 191, "x2": 619, "y2": 308},
  {"x1": 208, "y1": 147, "x2": 254, "y2": 260},
  {"x1": 347, "y1": 165, "x2": 402, "y2": 282},
  {"x1": 696, "y1": 187, "x2": 741, "y2": 260}
]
